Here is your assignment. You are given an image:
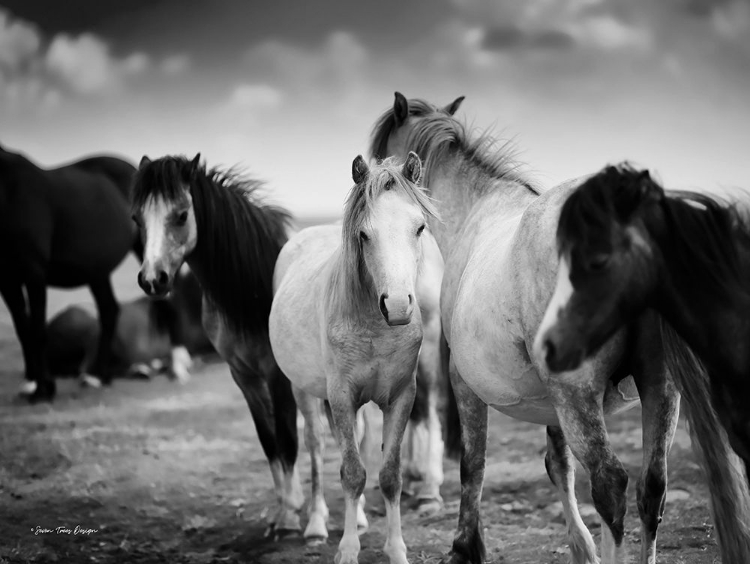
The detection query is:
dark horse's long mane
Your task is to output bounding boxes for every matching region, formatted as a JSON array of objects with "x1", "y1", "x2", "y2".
[
  {"x1": 133, "y1": 156, "x2": 292, "y2": 337},
  {"x1": 561, "y1": 164, "x2": 750, "y2": 301},
  {"x1": 369, "y1": 97, "x2": 539, "y2": 195}
]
